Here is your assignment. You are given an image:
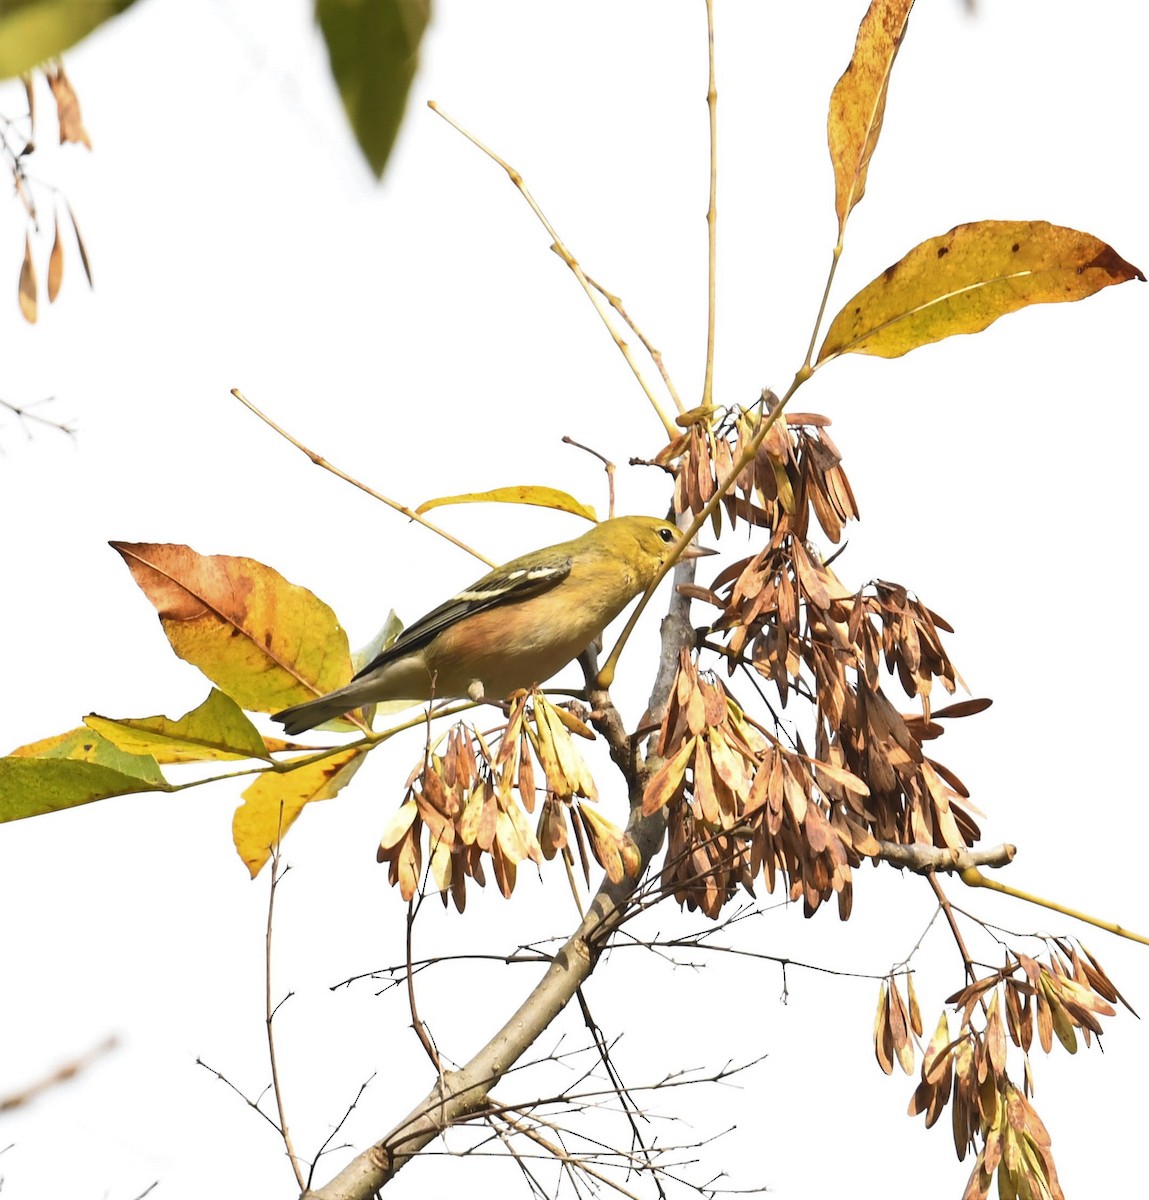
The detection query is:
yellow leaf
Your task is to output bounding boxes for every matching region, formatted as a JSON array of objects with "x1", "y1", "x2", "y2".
[
  {"x1": 827, "y1": 0, "x2": 914, "y2": 239},
  {"x1": 111, "y1": 542, "x2": 354, "y2": 715},
  {"x1": 85, "y1": 689, "x2": 270, "y2": 764},
  {"x1": 818, "y1": 220, "x2": 1144, "y2": 363},
  {"x1": 19, "y1": 232, "x2": 36, "y2": 323},
  {"x1": 233, "y1": 746, "x2": 365, "y2": 877},
  {"x1": 415, "y1": 485, "x2": 597, "y2": 523}
]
